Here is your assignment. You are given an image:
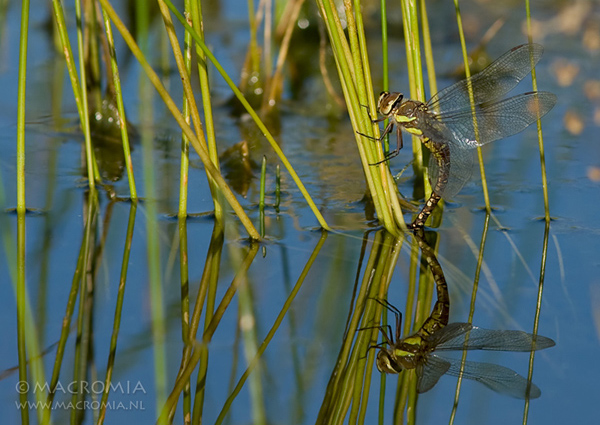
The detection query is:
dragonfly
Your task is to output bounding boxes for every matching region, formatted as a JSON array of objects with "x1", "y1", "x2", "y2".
[
  {"x1": 365, "y1": 44, "x2": 557, "y2": 229},
  {"x1": 373, "y1": 300, "x2": 556, "y2": 399}
]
